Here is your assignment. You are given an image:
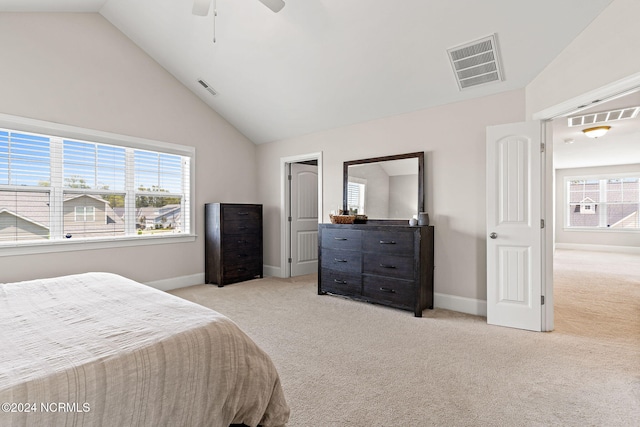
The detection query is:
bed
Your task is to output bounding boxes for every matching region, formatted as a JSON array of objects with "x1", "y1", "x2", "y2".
[{"x1": 0, "y1": 272, "x2": 290, "y2": 427}]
